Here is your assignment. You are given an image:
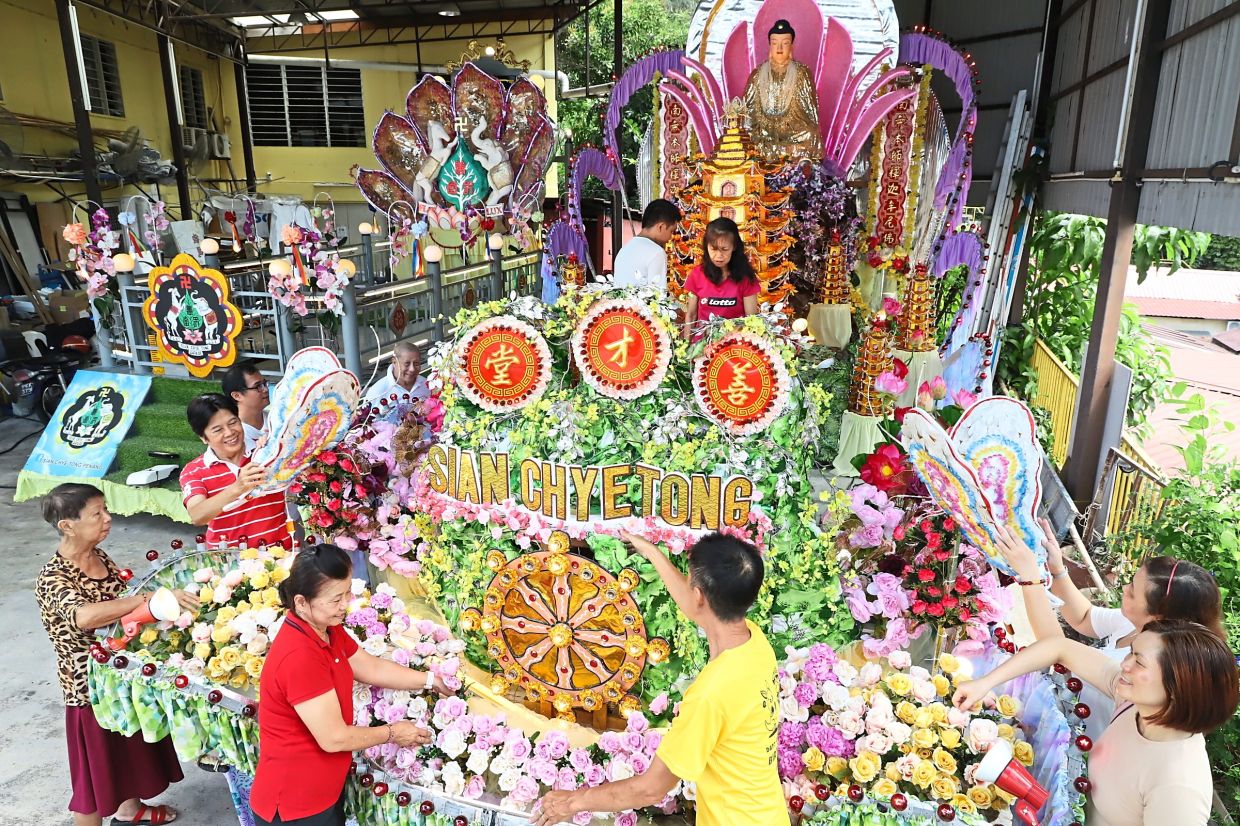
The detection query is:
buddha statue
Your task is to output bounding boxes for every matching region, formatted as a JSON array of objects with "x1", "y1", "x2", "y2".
[{"x1": 742, "y1": 19, "x2": 823, "y2": 161}]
